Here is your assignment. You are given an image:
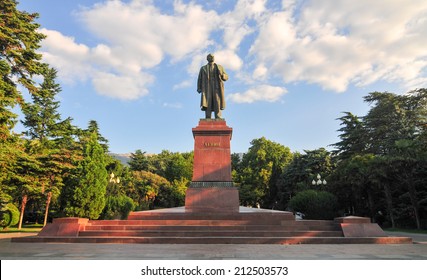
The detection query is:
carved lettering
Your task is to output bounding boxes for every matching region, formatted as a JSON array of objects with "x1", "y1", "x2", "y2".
[{"x1": 204, "y1": 142, "x2": 221, "y2": 147}]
